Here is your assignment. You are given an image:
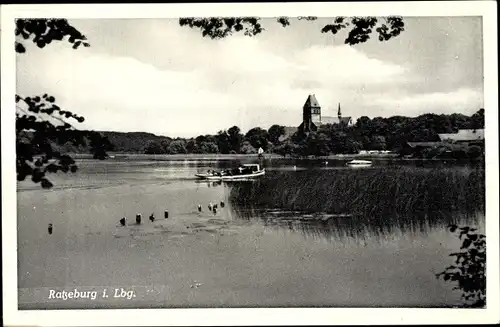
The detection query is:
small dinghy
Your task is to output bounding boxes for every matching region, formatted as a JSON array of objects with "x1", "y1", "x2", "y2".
[
  {"x1": 195, "y1": 164, "x2": 265, "y2": 180},
  {"x1": 346, "y1": 159, "x2": 372, "y2": 167}
]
